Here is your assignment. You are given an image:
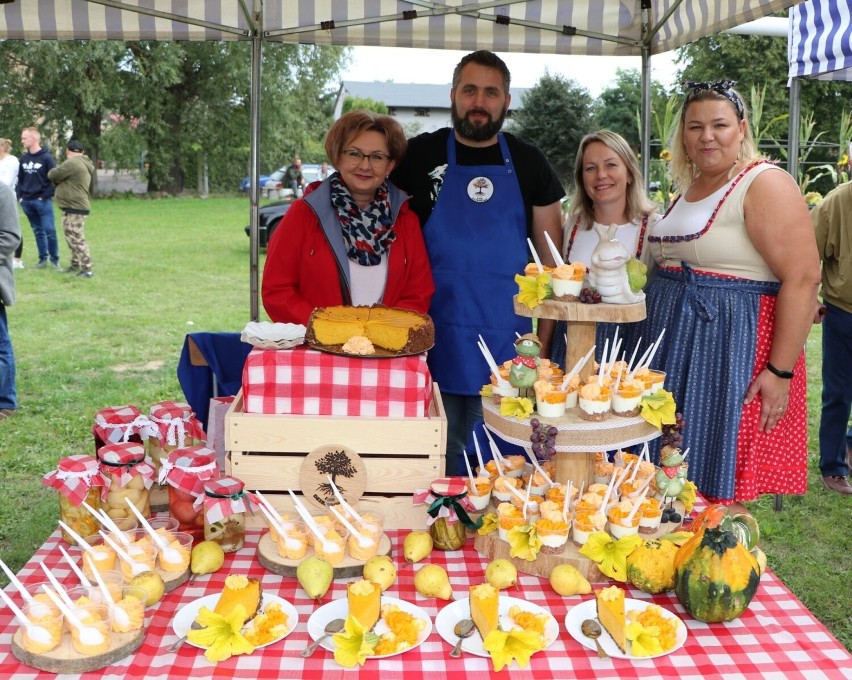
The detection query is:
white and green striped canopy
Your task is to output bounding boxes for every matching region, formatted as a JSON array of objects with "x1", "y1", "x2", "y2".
[{"x1": 1, "y1": 0, "x2": 796, "y2": 57}]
